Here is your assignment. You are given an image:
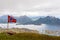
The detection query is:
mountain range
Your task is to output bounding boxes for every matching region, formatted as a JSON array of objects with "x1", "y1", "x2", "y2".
[{"x1": 0, "y1": 15, "x2": 60, "y2": 25}]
